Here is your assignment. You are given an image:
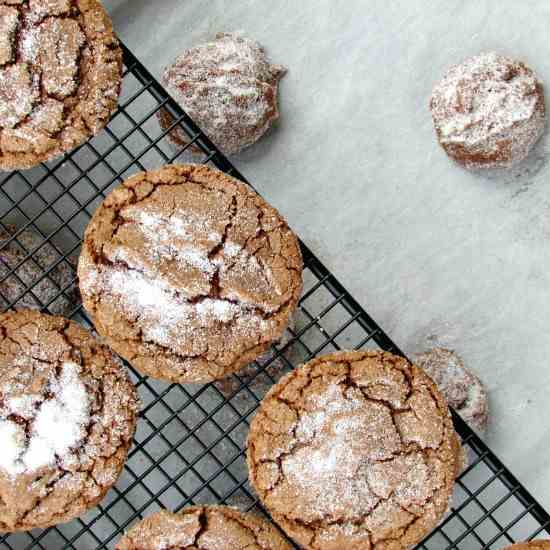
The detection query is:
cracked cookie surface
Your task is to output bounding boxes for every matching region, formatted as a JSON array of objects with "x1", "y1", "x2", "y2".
[
  {"x1": 77, "y1": 164, "x2": 303, "y2": 383},
  {"x1": 116, "y1": 506, "x2": 292, "y2": 550},
  {"x1": 246, "y1": 350, "x2": 460, "y2": 550},
  {"x1": 505, "y1": 543, "x2": 550, "y2": 550},
  {"x1": 160, "y1": 32, "x2": 286, "y2": 156},
  {"x1": 0, "y1": 0, "x2": 122, "y2": 170},
  {"x1": 430, "y1": 52, "x2": 545, "y2": 170},
  {"x1": 0, "y1": 309, "x2": 138, "y2": 532}
]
